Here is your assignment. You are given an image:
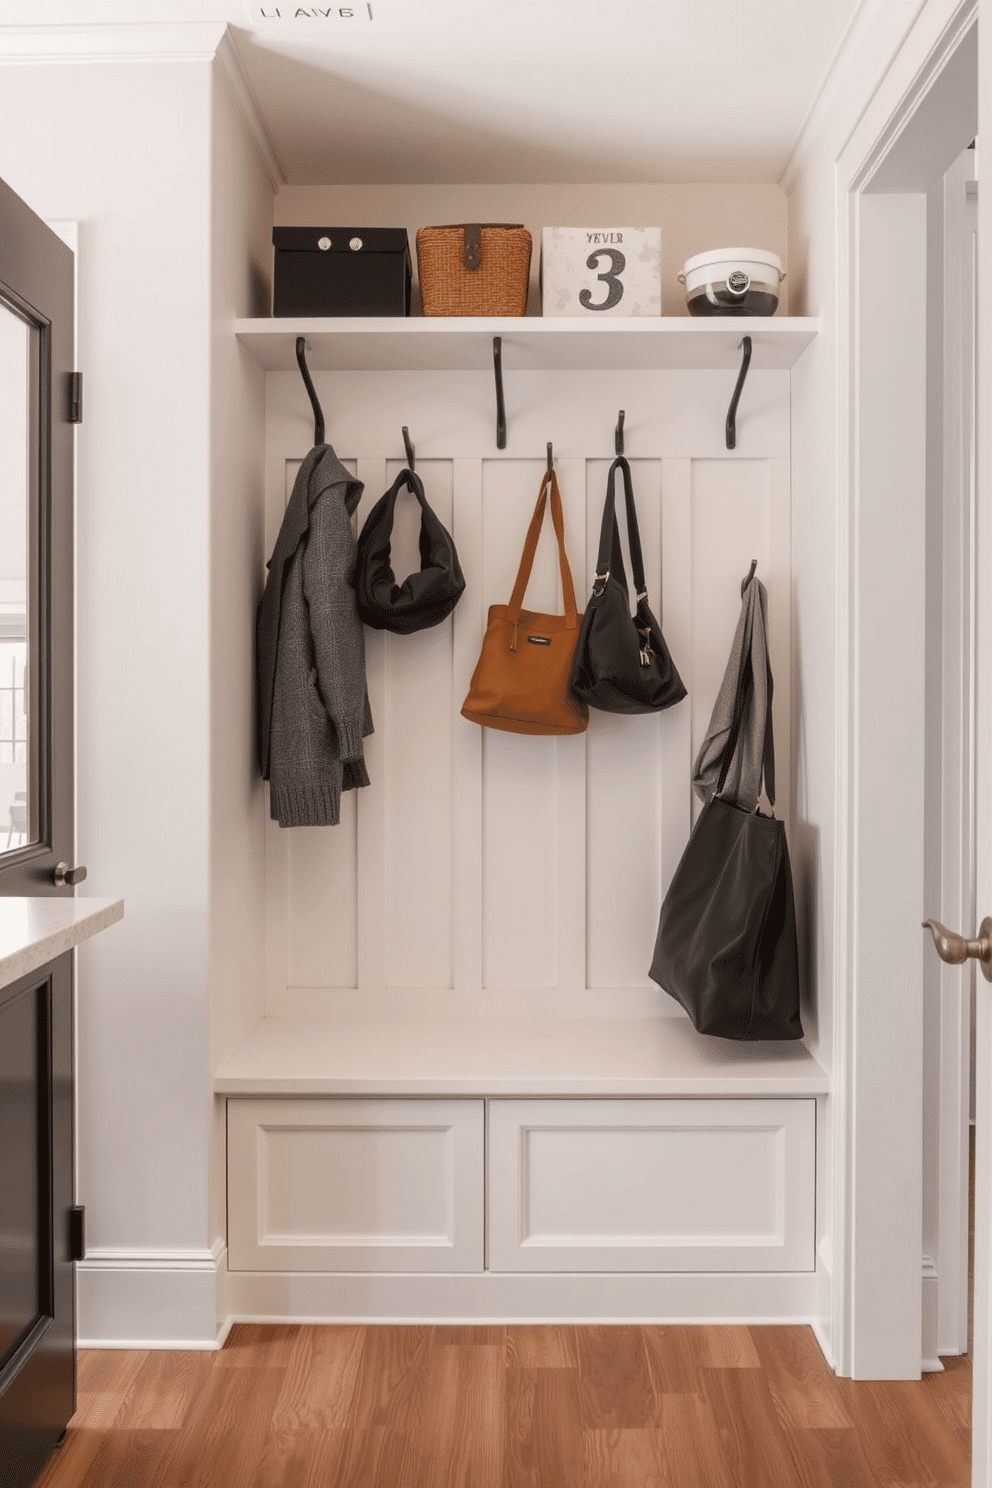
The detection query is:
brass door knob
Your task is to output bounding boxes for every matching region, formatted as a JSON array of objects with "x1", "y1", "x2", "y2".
[{"x1": 923, "y1": 917, "x2": 992, "y2": 981}]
